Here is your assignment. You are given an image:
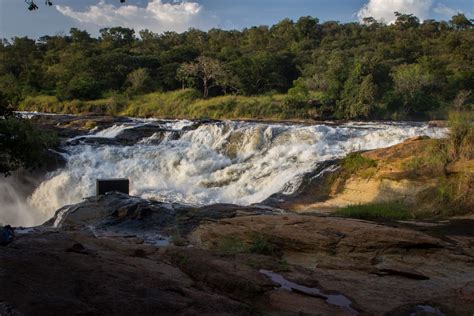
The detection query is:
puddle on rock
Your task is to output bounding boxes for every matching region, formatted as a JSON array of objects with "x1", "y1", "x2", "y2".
[{"x1": 260, "y1": 269, "x2": 358, "y2": 314}]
